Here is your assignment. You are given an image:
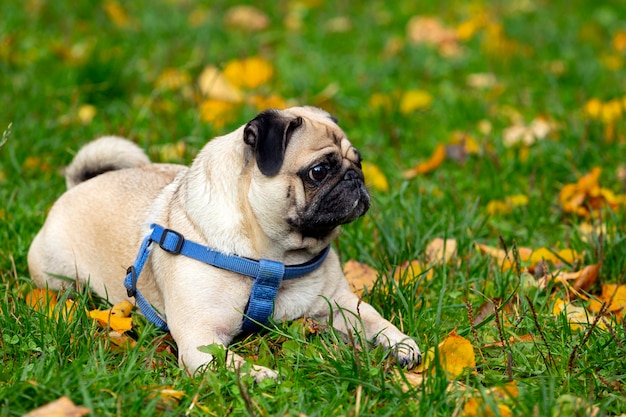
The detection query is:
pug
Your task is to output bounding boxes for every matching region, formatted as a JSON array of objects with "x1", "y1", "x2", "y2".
[{"x1": 28, "y1": 106, "x2": 421, "y2": 380}]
